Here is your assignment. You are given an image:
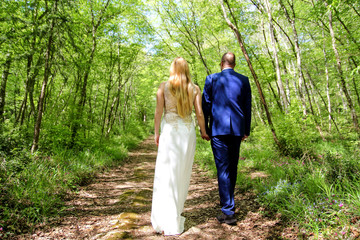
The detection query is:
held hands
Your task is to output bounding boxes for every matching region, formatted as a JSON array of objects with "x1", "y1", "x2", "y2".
[
  {"x1": 156, "y1": 131, "x2": 210, "y2": 146},
  {"x1": 201, "y1": 131, "x2": 210, "y2": 141}
]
